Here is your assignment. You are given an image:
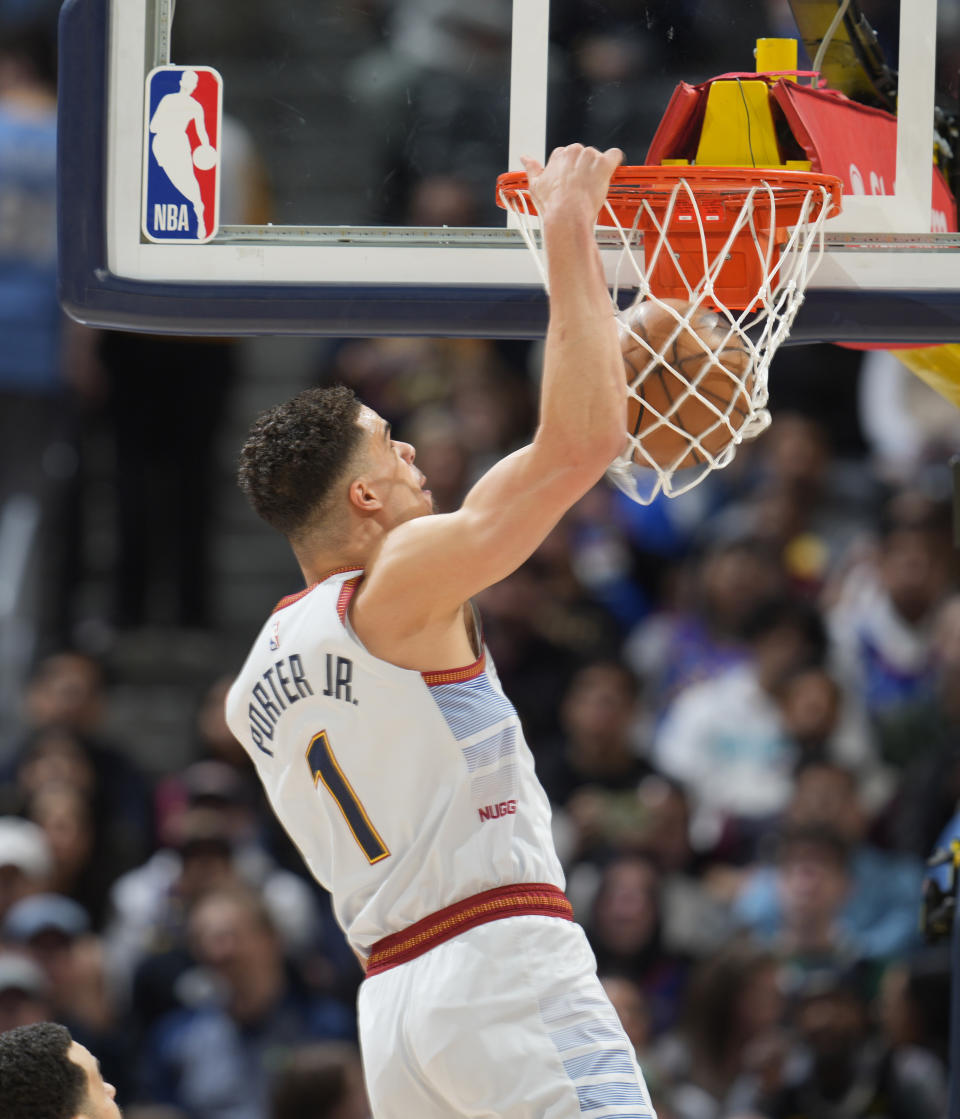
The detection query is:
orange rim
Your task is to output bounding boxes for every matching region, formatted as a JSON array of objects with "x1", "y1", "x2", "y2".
[{"x1": 496, "y1": 165, "x2": 843, "y2": 225}]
